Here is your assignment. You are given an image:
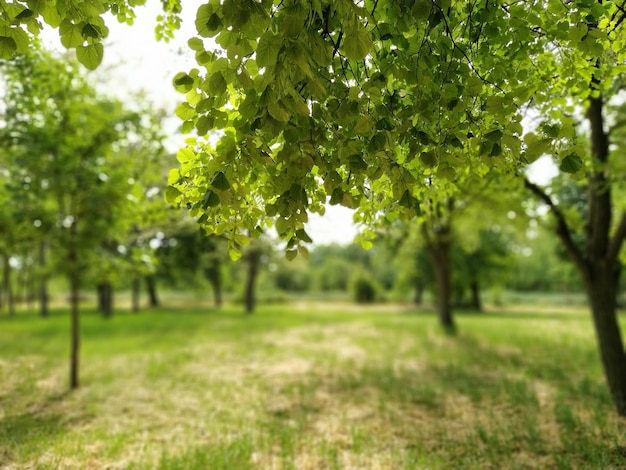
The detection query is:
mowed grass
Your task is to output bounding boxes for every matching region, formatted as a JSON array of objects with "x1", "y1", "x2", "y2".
[{"x1": 1, "y1": 303, "x2": 625, "y2": 469}]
